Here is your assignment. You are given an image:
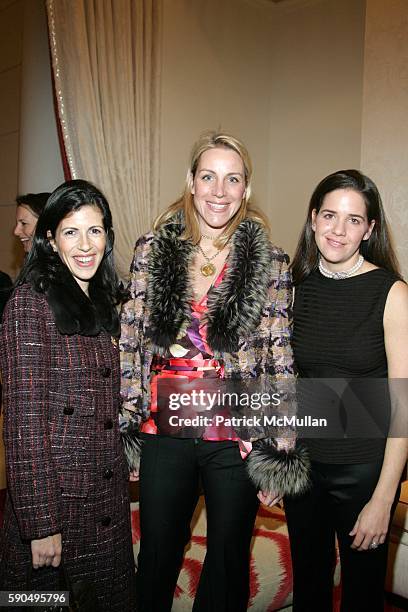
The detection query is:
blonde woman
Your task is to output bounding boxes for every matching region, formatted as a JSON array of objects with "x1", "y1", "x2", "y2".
[{"x1": 120, "y1": 132, "x2": 309, "y2": 611}]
